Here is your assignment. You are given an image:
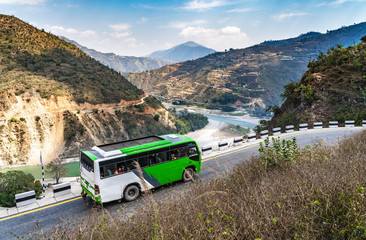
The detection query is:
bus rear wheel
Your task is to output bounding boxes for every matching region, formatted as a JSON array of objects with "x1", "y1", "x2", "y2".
[
  {"x1": 124, "y1": 185, "x2": 140, "y2": 202},
  {"x1": 183, "y1": 167, "x2": 195, "y2": 182}
]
